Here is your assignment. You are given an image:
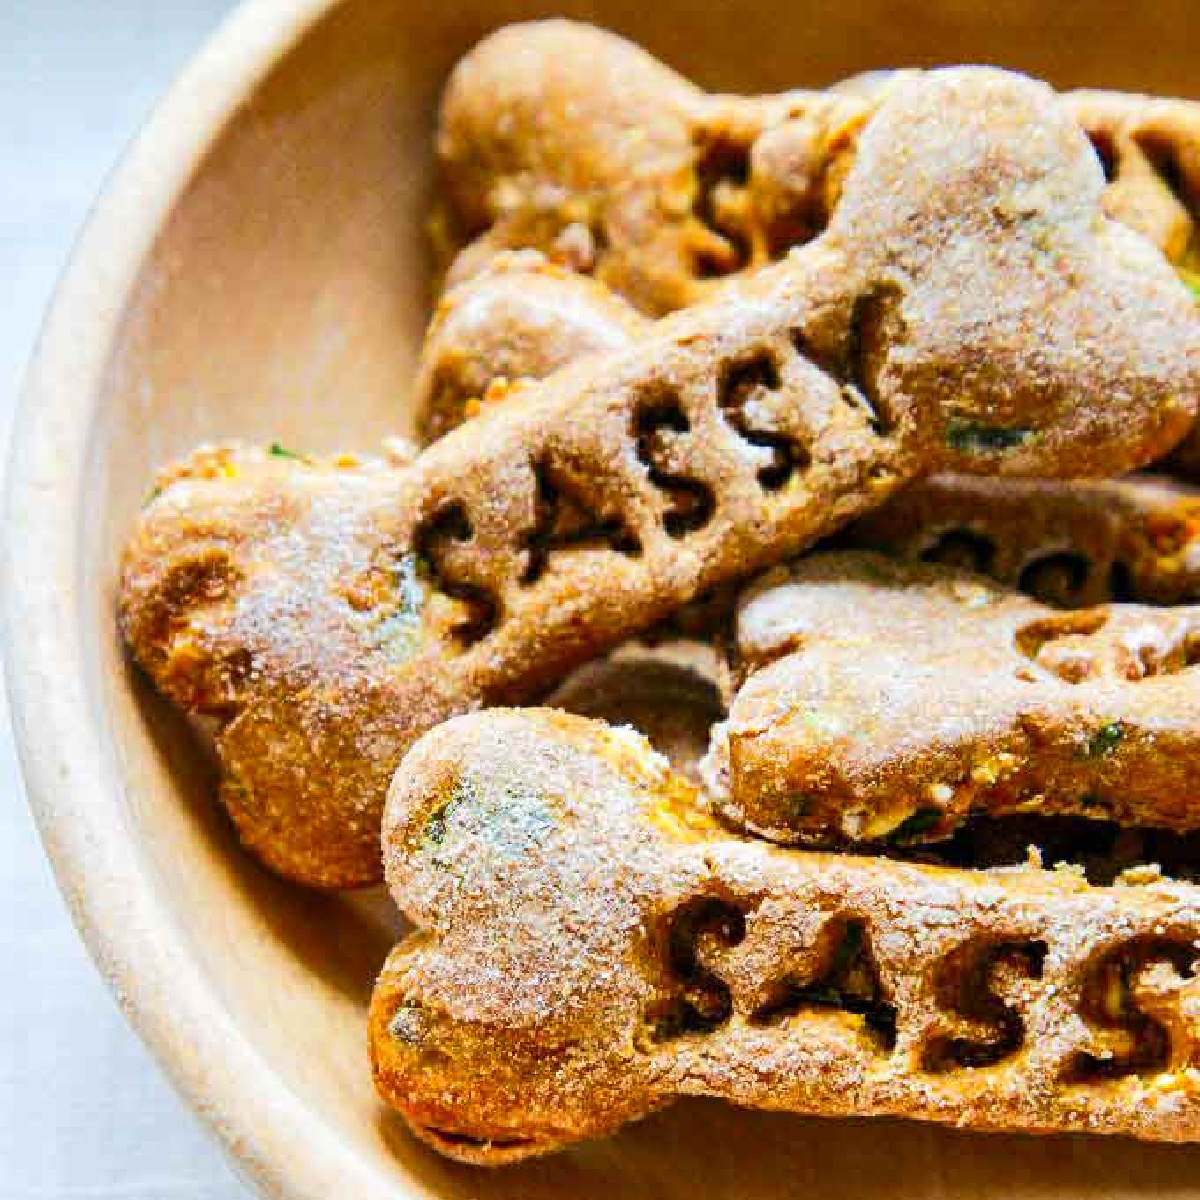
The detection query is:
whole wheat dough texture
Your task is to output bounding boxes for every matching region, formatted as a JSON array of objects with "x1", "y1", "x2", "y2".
[
  {"x1": 434, "y1": 21, "x2": 1200, "y2": 469},
  {"x1": 371, "y1": 708, "x2": 1200, "y2": 1162},
  {"x1": 842, "y1": 473, "x2": 1200, "y2": 607},
  {"x1": 418, "y1": 261, "x2": 1200, "y2": 609},
  {"x1": 710, "y1": 551, "x2": 1200, "y2": 845},
  {"x1": 436, "y1": 21, "x2": 1200, "y2": 309}
]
